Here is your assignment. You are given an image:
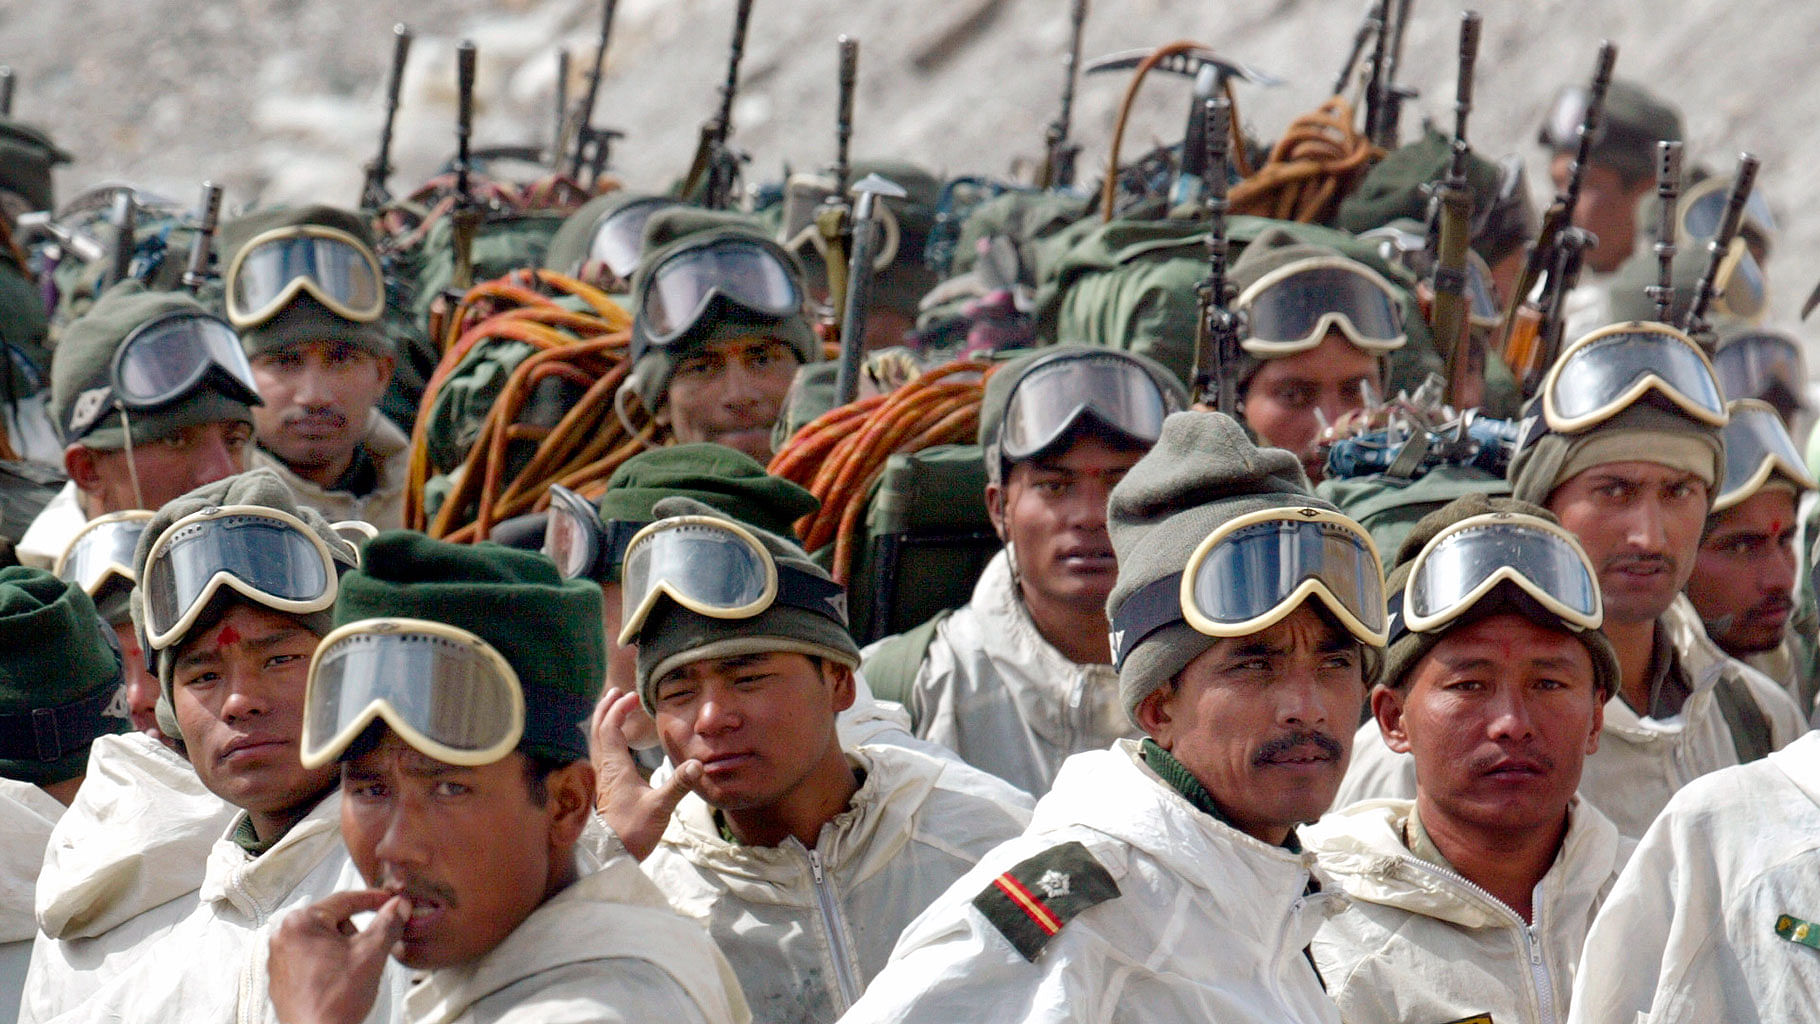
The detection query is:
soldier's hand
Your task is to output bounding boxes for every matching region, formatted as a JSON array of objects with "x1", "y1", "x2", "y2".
[
  {"x1": 588, "y1": 687, "x2": 701, "y2": 862},
  {"x1": 269, "y1": 889, "x2": 408, "y2": 1024}
]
